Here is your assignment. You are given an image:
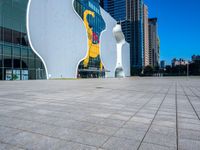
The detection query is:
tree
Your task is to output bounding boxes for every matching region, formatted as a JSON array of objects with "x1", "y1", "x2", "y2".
[
  {"x1": 131, "y1": 67, "x2": 142, "y2": 76},
  {"x1": 154, "y1": 66, "x2": 160, "y2": 73},
  {"x1": 143, "y1": 65, "x2": 154, "y2": 76},
  {"x1": 190, "y1": 60, "x2": 200, "y2": 75},
  {"x1": 165, "y1": 65, "x2": 172, "y2": 74}
]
